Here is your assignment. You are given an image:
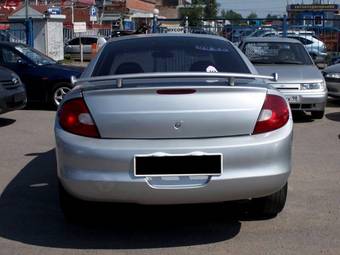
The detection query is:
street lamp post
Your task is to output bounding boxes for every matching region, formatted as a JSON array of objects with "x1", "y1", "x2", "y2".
[
  {"x1": 24, "y1": 0, "x2": 33, "y2": 47},
  {"x1": 152, "y1": 8, "x2": 159, "y2": 33},
  {"x1": 71, "y1": 0, "x2": 74, "y2": 24}
]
